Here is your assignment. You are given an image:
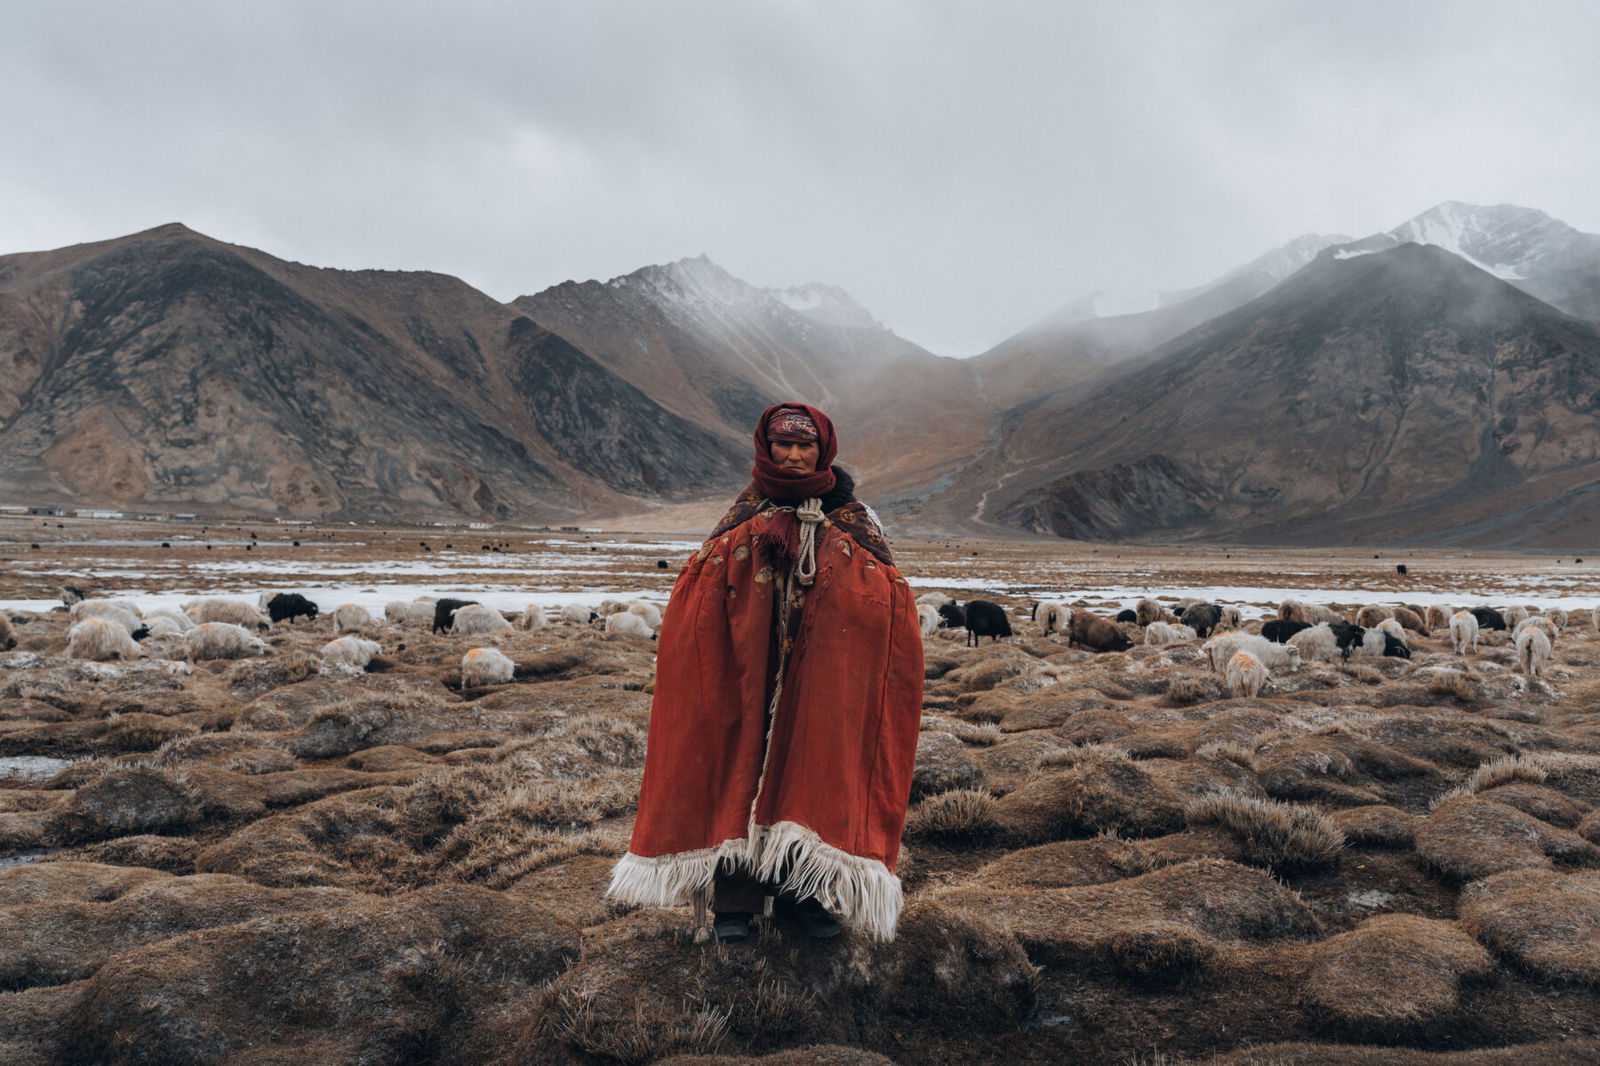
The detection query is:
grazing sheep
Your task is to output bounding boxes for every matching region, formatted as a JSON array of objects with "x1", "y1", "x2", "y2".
[
  {"x1": 1513, "y1": 616, "x2": 1559, "y2": 646},
  {"x1": 1204, "y1": 632, "x2": 1300, "y2": 673},
  {"x1": 144, "y1": 607, "x2": 195, "y2": 633},
  {"x1": 1470, "y1": 607, "x2": 1508, "y2": 633},
  {"x1": 917, "y1": 603, "x2": 941, "y2": 637},
  {"x1": 962, "y1": 600, "x2": 1012, "y2": 646},
  {"x1": 1174, "y1": 603, "x2": 1222, "y2": 638},
  {"x1": 1262, "y1": 619, "x2": 1312, "y2": 644},
  {"x1": 1376, "y1": 618, "x2": 1408, "y2": 647},
  {"x1": 605, "y1": 611, "x2": 654, "y2": 639},
  {"x1": 1327, "y1": 623, "x2": 1369, "y2": 660},
  {"x1": 189, "y1": 599, "x2": 269, "y2": 630},
  {"x1": 451, "y1": 604, "x2": 514, "y2": 636},
  {"x1": 519, "y1": 605, "x2": 547, "y2": 631},
  {"x1": 628, "y1": 600, "x2": 663, "y2": 628},
  {"x1": 71, "y1": 599, "x2": 144, "y2": 633},
  {"x1": 560, "y1": 604, "x2": 598, "y2": 626},
  {"x1": 67, "y1": 618, "x2": 142, "y2": 661},
  {"x1": 916, "y1": 591, "x2": 955, "y2": 608},
  {"x1": 1217, "y1": 606, "x2": 1242, "y2": 631},
  {"x1": 1115, "y1": 609, "x2": 1138, "y2": 624},
  {"x1": 1450, "y1": 611, "x2": 1480, "y2": 655},
  {"x1": 321, "y1": 636, "x2": 381, "y2": 670},
  {"x1": 1391, "y1": 606, "x2": 1429, "y2": 635},
  {"x1": 331, "y1": 603, "x2": 374, "y2": 633},
  {"x1": 264, "y1": 592, "x2": 319, "y2": 625},
  {"x1": 1287, "y1": 623, "x2": 1341, "y2": 663},
  {"x1": 433, "y1": 598, "x2": 479, "y2": 634},
  {"x1": 1226, "y1": 650, "x2": 1269, "y2": 698},
  {"x1": 1503, "y1": 605, "x2": 1530, "y2": 627},
  {"x1": 404, "y1": 599, "x2": 437, "y2": 628},
  {"x1": 462, "y1": 647, "x2": 516, "y2": 687},
  {"x1": 59, "y1": 585, "x2": 88, "y2": 606},
  {"x1": 936, "y1": 602, "x2": 967, "y2": 631},
  {"x1": 599, "y1": 599, "x2": 628, "y2": 617},
  {"x1": 1355, "y1": 605, "x2": 1393, "y2": 628},
  {"x1": 1036, "y1": 601, "x2": 1070, "y2": 636},
  {"x1": 1278, "y1": 599, "x2": 1347, "y2": 626},
  {"x1": 1135, "y1": 598, "x2": 1175, "y2": 627},
  {"x1": 1426, "y1": 605, "x2": 1453, "y2": 631},
  {"x1": 187, "y1": 622, "x2": 269, "y2": 661},
  {"x1": 141, "y1": 615, "x2": 188, "y2": 638},
  {"x1": 1592, "y1": 605, "x2": 1600, "y2": 636},
  {"x1": 1355, "y1": 627, "x2": 1411, "y2": 659},
  {"x1": 0, "y1": 615, "x2": 14, "y2": 651},
  {"x1": 1069, "y1": 610, "x2": 1134, "y2": 654},
  {"x1": 1516, "y1": 627, "x2": 1552, "y2": 678},
  {"x1": 384, "y1": 601, "x2": 410, "y2": 623},
  {"x1": 1143, "y1": 621, "x2": 1197, "y2": 646},
  {"x1": 1545, "y1": 608, "x2": 1569, "y2": 631}
]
